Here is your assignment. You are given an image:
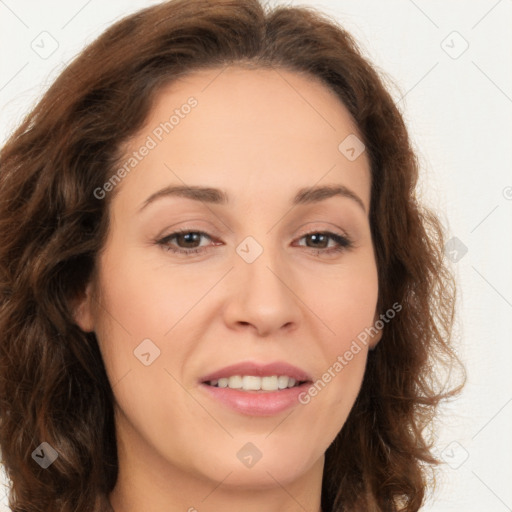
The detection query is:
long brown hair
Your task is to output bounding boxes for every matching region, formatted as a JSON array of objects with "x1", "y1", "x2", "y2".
[{"x1": 0, "y1": 1, "x2": 465, "y2": 510}]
